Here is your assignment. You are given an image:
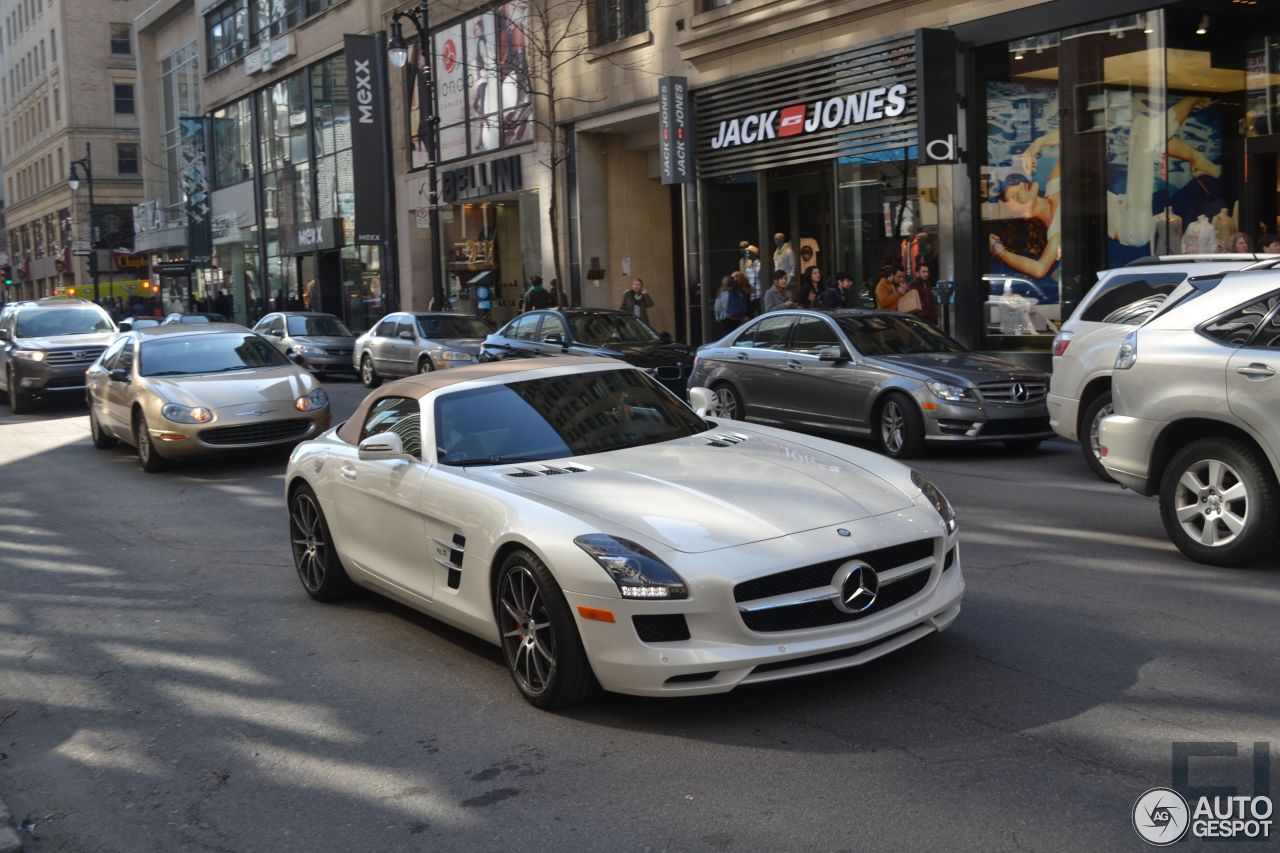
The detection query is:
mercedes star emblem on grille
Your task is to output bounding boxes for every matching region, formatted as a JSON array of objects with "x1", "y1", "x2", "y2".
[
  {"x1": 832, "y1": 560, "x2": 880, "y2": 614},
  {"x1": 1012, "y1": 382, "x2": 1028, "y2": 402}
]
